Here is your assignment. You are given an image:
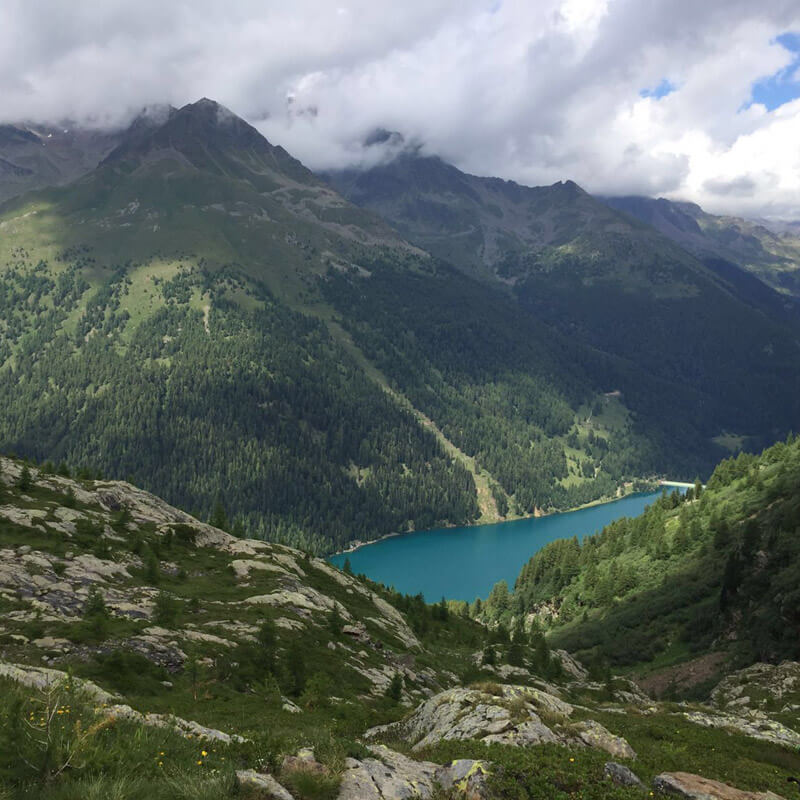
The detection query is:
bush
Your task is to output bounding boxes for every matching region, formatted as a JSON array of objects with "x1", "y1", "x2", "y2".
[
  {"x1": 80, "y1": 650, "x2": 169, "y2": 696},
  {"x1": 153, "y1": 590, "x2": 181, "y2": 627}
]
